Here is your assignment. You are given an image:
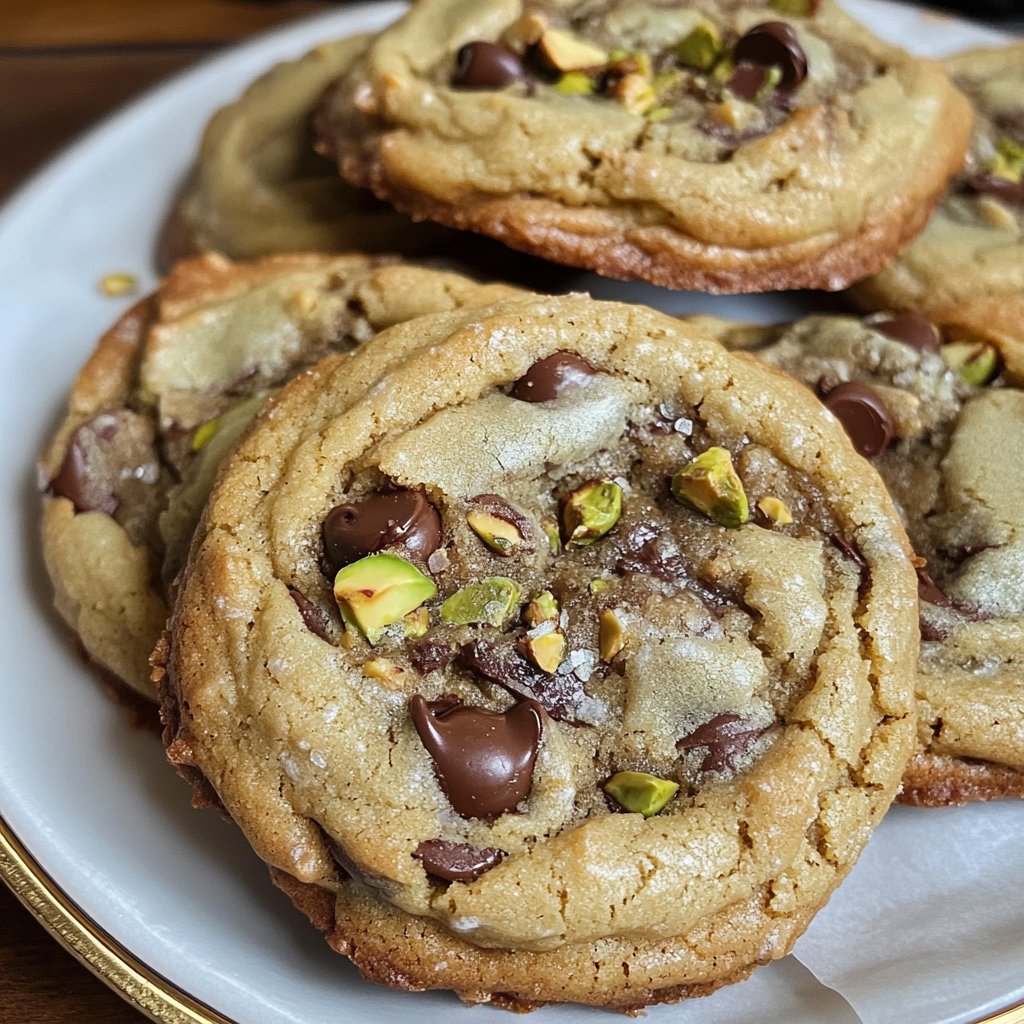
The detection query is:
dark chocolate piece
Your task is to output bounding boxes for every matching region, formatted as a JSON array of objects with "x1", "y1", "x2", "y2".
[
  {"x1": 916, "y1": 567, "x2": 954, "y2": 608},
  {"x1": 323, "y1": 489, "x2": 441, "y2": 571},
  {"x1": 410, "y1": 694, "x2": 543, "y2": 819},
  {"x1": 727, "y1": 62, "x2": 773, "y2": 101},
  {"x1": 968, "y1": 173, "x2": 1024, "y2": 206},
  {"x1": 453, "y1": 41, "x2": 525, "y2": 89},
  {"x1": 288, "y1": 587, "x2": 332, "y2": 641},
  {"x1": 413, "y1": 839, "x2": 505, "y2": 882},
  {"x1": 823, "y1": 381, "x2": 895, "y2": 458},
  {"x1": 410, "y1": 637, "x2": 456, "y2": 676},
  {"x1": 733, "y1": 22, "x2": 808, "y2": 92},
  {"x1": 49, "y1": 410, "x2": 130, "y2": 515},
  {"x1": 677, "y1": 713, "x2": 770, "y2": 773},
  {"x1": 508, "y1": 351, "x2": 597, "y2": 403},
  {"x1": 868, "y1": 312, "x2": 941, "y2": 353},
  {"x1": 614, "y1": 521, "x2": 688, "y2": 582}
]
